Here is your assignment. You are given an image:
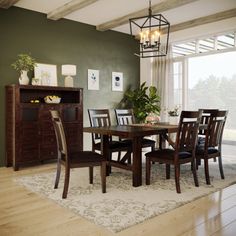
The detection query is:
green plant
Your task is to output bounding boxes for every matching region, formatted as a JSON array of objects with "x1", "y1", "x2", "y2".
[
  {"x1": 11, "y1": 53, "x2": 37, "y2": 72},
  {"x1": 122, "y1": 82, "x2": 160, "y2": 123},
  {"x1": 168, "y1": 106, "x2": 179, "y2": 116}
]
